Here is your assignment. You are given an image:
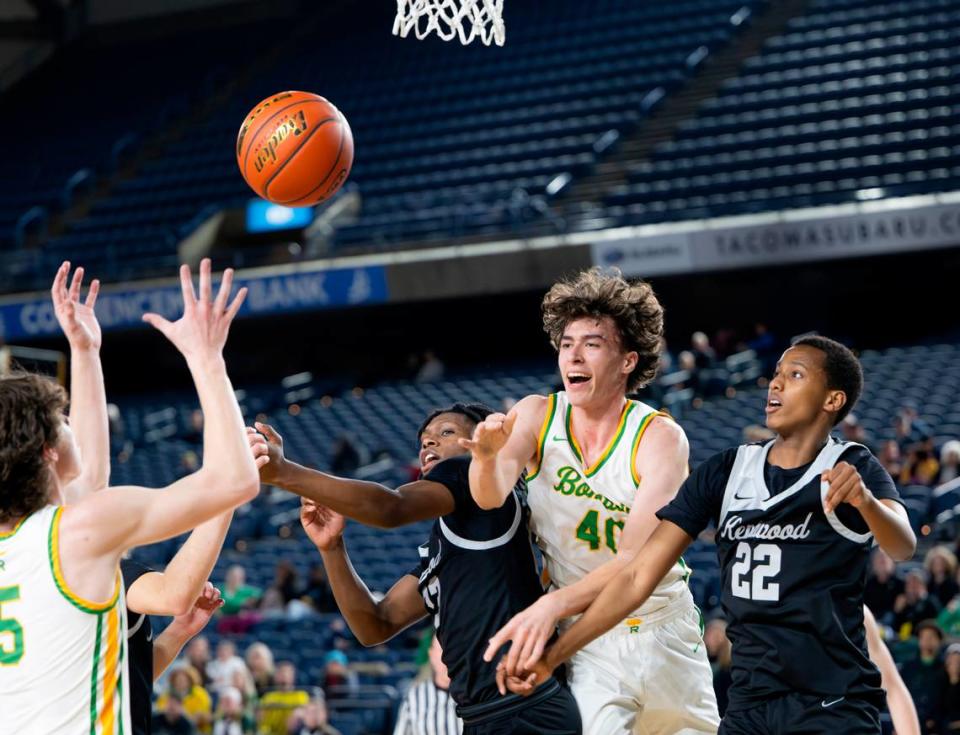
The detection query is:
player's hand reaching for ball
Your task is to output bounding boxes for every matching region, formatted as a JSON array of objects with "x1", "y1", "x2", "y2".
[
  {"x1": 822, "y1": 461, "x2": 874, "y2": 514},
  {"x1": 247, "y1": 422, "x2": 288, "y2": 483},
  {"x1": 300, "y1": 498, "x2": 346, "y2": 551},
  {"x1": 142, "y1": 259, "x2": 246, "y2": 365},
  {"x1": 459, "y1": 410, "x2": 518, "y2": 459},
  {"x1": 51, "y1": 261, "x2": 101, "y2": 352}
]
